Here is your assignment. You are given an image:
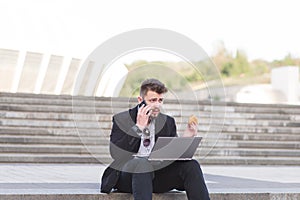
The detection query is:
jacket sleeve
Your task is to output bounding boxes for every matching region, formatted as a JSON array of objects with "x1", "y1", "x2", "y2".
[
  {"x1": 168, "y1": 116, "x2": 178, "y2": 137},
  {"x1": 109, "y1": 113, "x2": 141, "y2": 161}
]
